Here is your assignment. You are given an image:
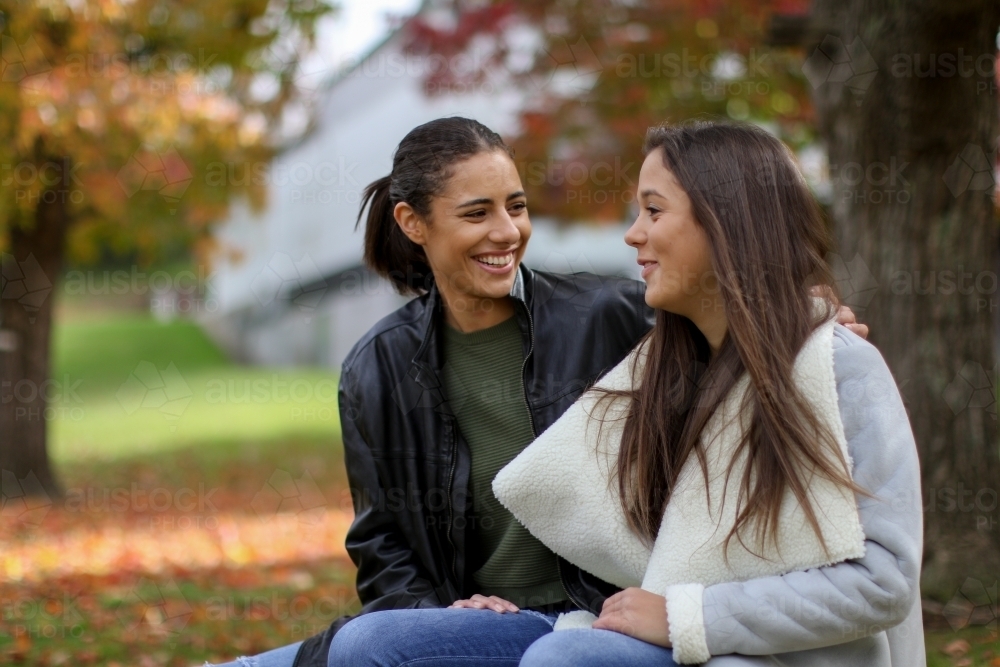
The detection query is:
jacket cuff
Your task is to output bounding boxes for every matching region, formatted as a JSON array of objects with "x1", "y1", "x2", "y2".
[{"x1": 665, "y1": 583, "x2": 711, "y2": 664}]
